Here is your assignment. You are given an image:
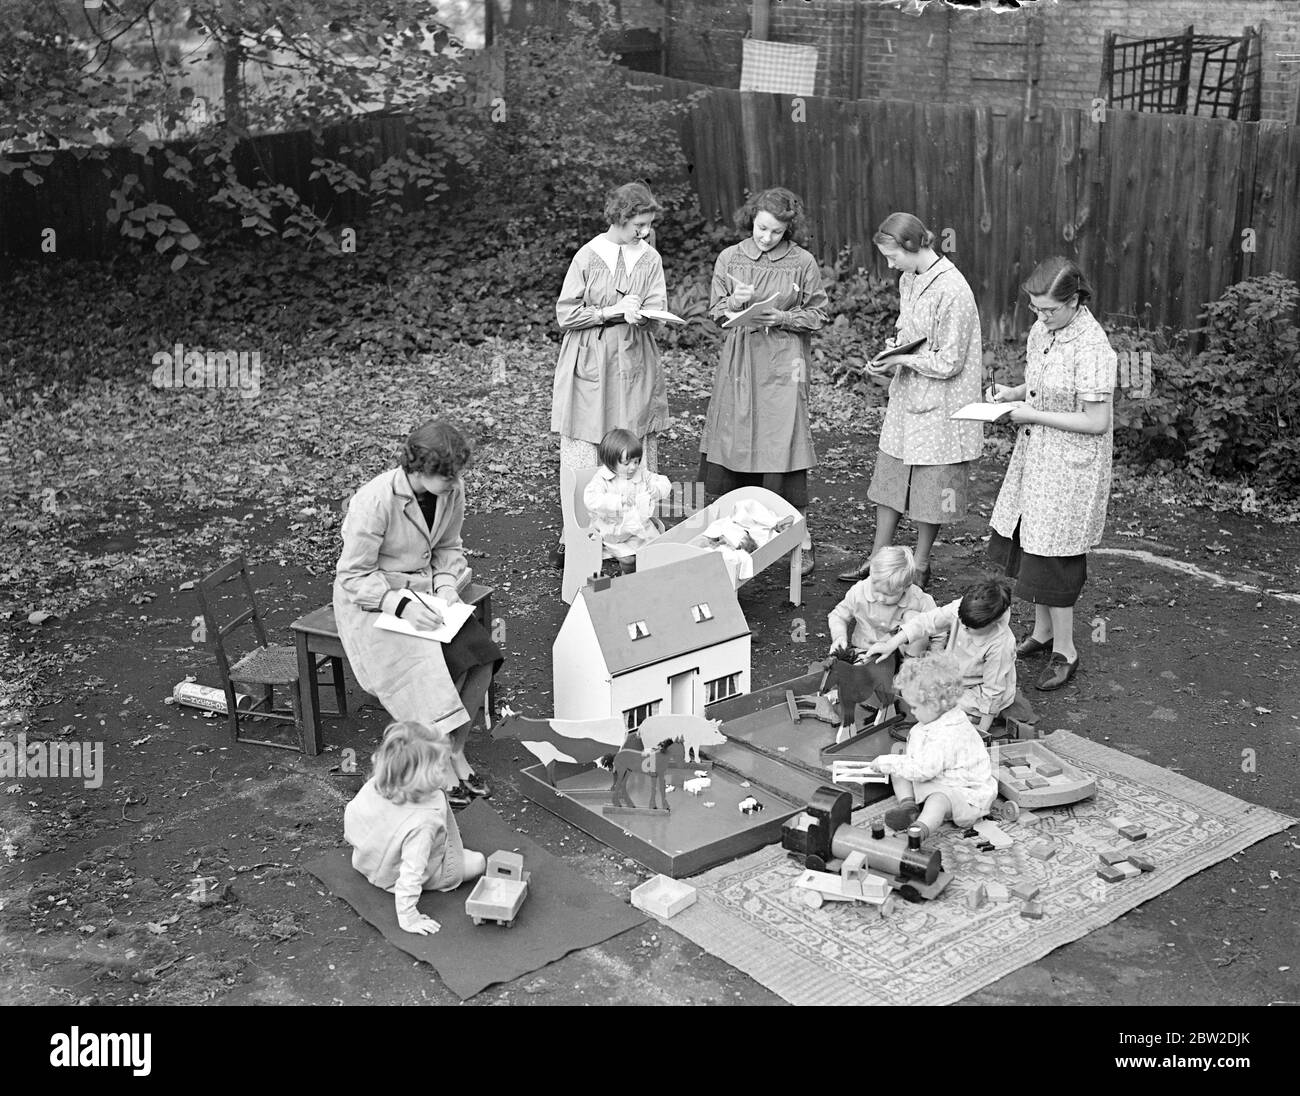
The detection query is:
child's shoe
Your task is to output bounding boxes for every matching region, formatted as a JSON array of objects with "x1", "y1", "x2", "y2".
[
  {"x1": 445, "y1": 783, "x2": 472, "y2": 809},
  {"x1": 885, "y1": 799, "x2": 919, "y2": 832}
]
